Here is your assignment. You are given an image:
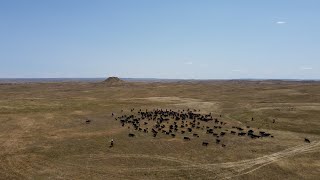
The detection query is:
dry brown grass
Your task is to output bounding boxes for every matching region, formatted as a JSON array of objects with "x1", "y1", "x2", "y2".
[{"x1": 0, "y1": 80, "x2": 319, "y2": 179}]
